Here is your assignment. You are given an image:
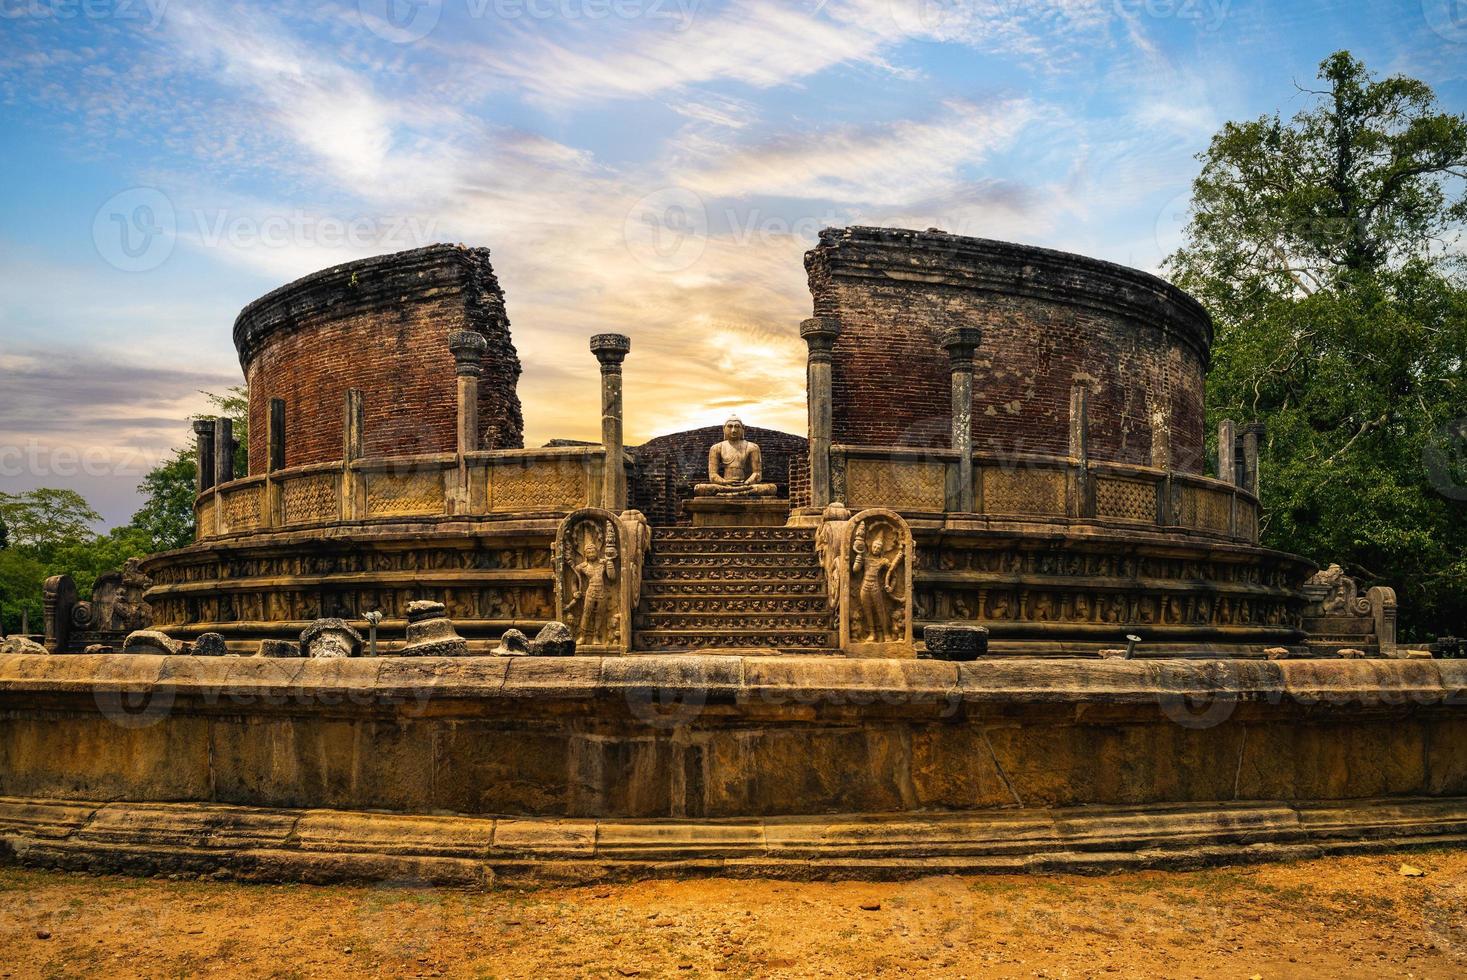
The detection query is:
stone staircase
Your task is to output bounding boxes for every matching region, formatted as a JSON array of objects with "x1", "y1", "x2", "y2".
[{"x1": 633, "y1": 526, "x2": 838, "y2": 654}]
